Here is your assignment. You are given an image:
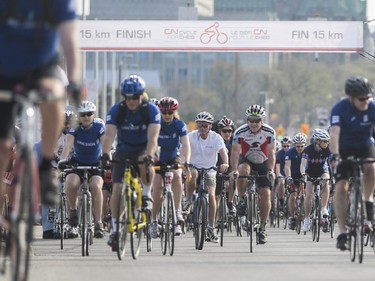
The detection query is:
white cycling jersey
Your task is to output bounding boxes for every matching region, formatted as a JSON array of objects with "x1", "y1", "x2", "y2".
[
  {"x1": 188, "y1": 130, "x2": 226, "y2": 170},
  {"x1": 233, "y1": 123, "x2": 275, "y2": 164}
]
